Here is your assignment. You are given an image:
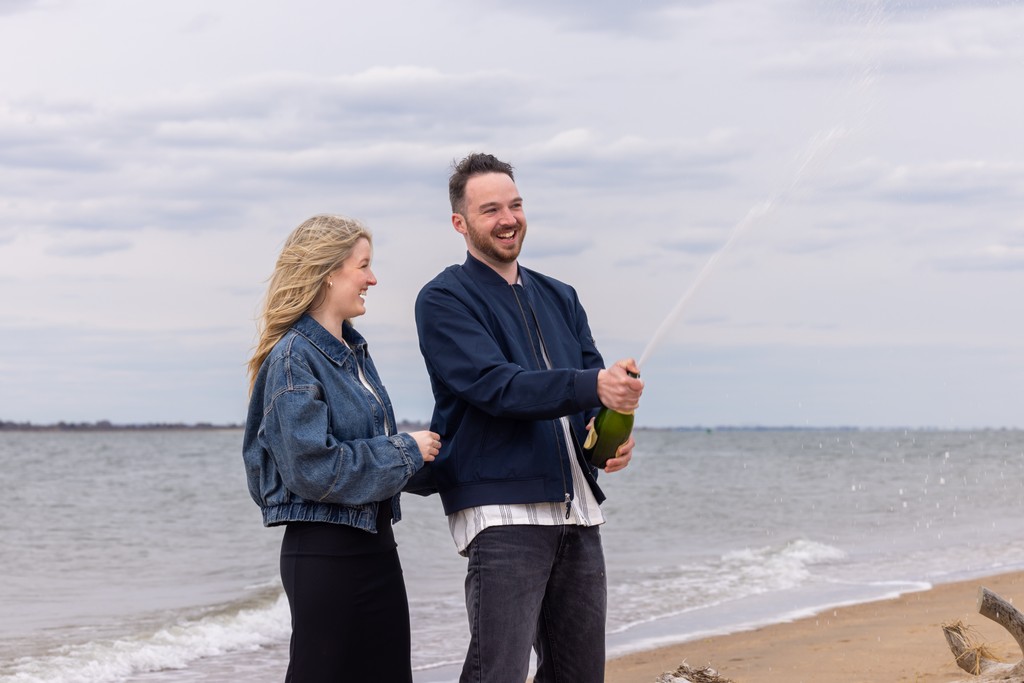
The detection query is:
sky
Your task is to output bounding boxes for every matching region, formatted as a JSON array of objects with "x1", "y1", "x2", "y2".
[{"x1": 1, "y1": 0, "x2": 1021, "y2": 429}]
